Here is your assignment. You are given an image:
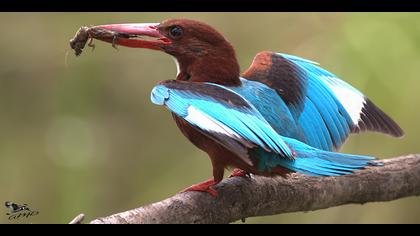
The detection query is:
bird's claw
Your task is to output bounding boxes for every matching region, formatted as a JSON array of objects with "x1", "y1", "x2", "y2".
[
  {"x1": 228, "y1": 168, "x2": 251, "y2": 178},
  {"x1": 181, "y1": 179, "x2": 218, "y2": 197}
]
